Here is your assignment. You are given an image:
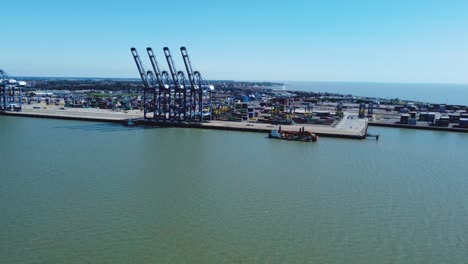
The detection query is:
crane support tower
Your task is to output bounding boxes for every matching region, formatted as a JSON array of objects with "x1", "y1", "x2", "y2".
[
  {"x1": 0, "y1": 69, "x2": 24, "y2": 112},
  {"x1": 193, "y1": 71, "x2": 214, "y2": 121},
  {"x1": 358, "y1": 103, "x2": 366, "y2": 119},
  {"x1": 367, "y1": 102, "x2": 374, "y2": 117}
]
